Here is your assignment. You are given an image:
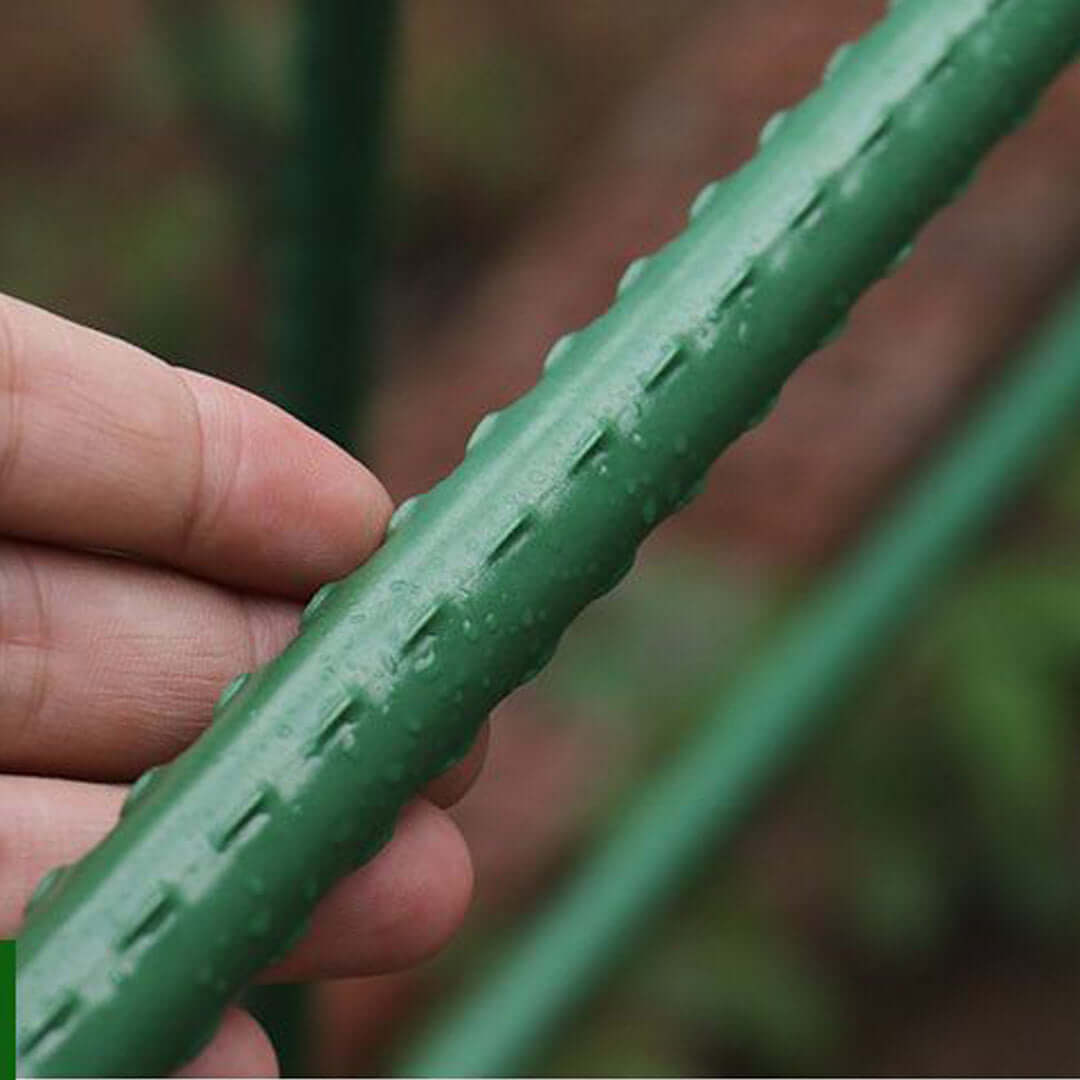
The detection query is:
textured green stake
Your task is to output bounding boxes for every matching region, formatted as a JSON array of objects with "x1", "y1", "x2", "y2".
[
  {"x1": 15, "y1": 2, "x2": 1080, "y2": 1075},
  {"x1": 401, "y1": 275, "x2": 1080, "y2": 1077},
  {"x1": 270, "y1": 0, "x2": 396, "y2": 451}
]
